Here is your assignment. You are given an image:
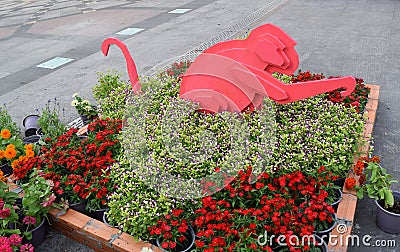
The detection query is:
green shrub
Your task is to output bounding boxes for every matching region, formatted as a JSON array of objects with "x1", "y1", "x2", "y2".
[
  {"x1": 92, "y1": 70, "x2": 127, "y2": 101},
  {"x1": 271, "y1": 95, "x2": 364, "y2": 177},
  {"x1": 37, "y1": 99, "x2": 67, "y2": 141},
  {"x1": 0, "y1": 105, "x2": 20, "y2": 136}
]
